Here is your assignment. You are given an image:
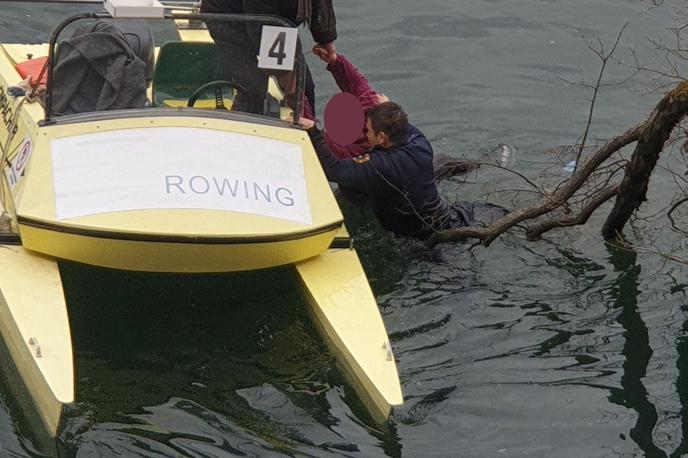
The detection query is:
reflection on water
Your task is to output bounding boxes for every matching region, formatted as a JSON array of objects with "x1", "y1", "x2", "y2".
[
  {"x1": 673, "y1": 307, "x2": 688, "y2": 458},
  {"x1": 606, "y1": 246, "x2": 664, "y2": 457},
  {"x1": 50, "y1": 263, "x2": 404, "y2": 457},
  {"x1": 56, "y1": 264, "x2": 359, "y2": 456}
]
